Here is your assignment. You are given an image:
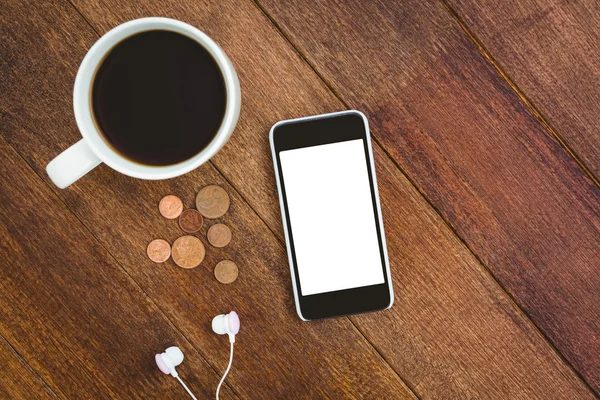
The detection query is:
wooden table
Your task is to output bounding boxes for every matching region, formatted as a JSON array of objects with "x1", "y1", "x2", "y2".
[{"x1": 1, "y1": 0, "x2": 599, "y2": 398}]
